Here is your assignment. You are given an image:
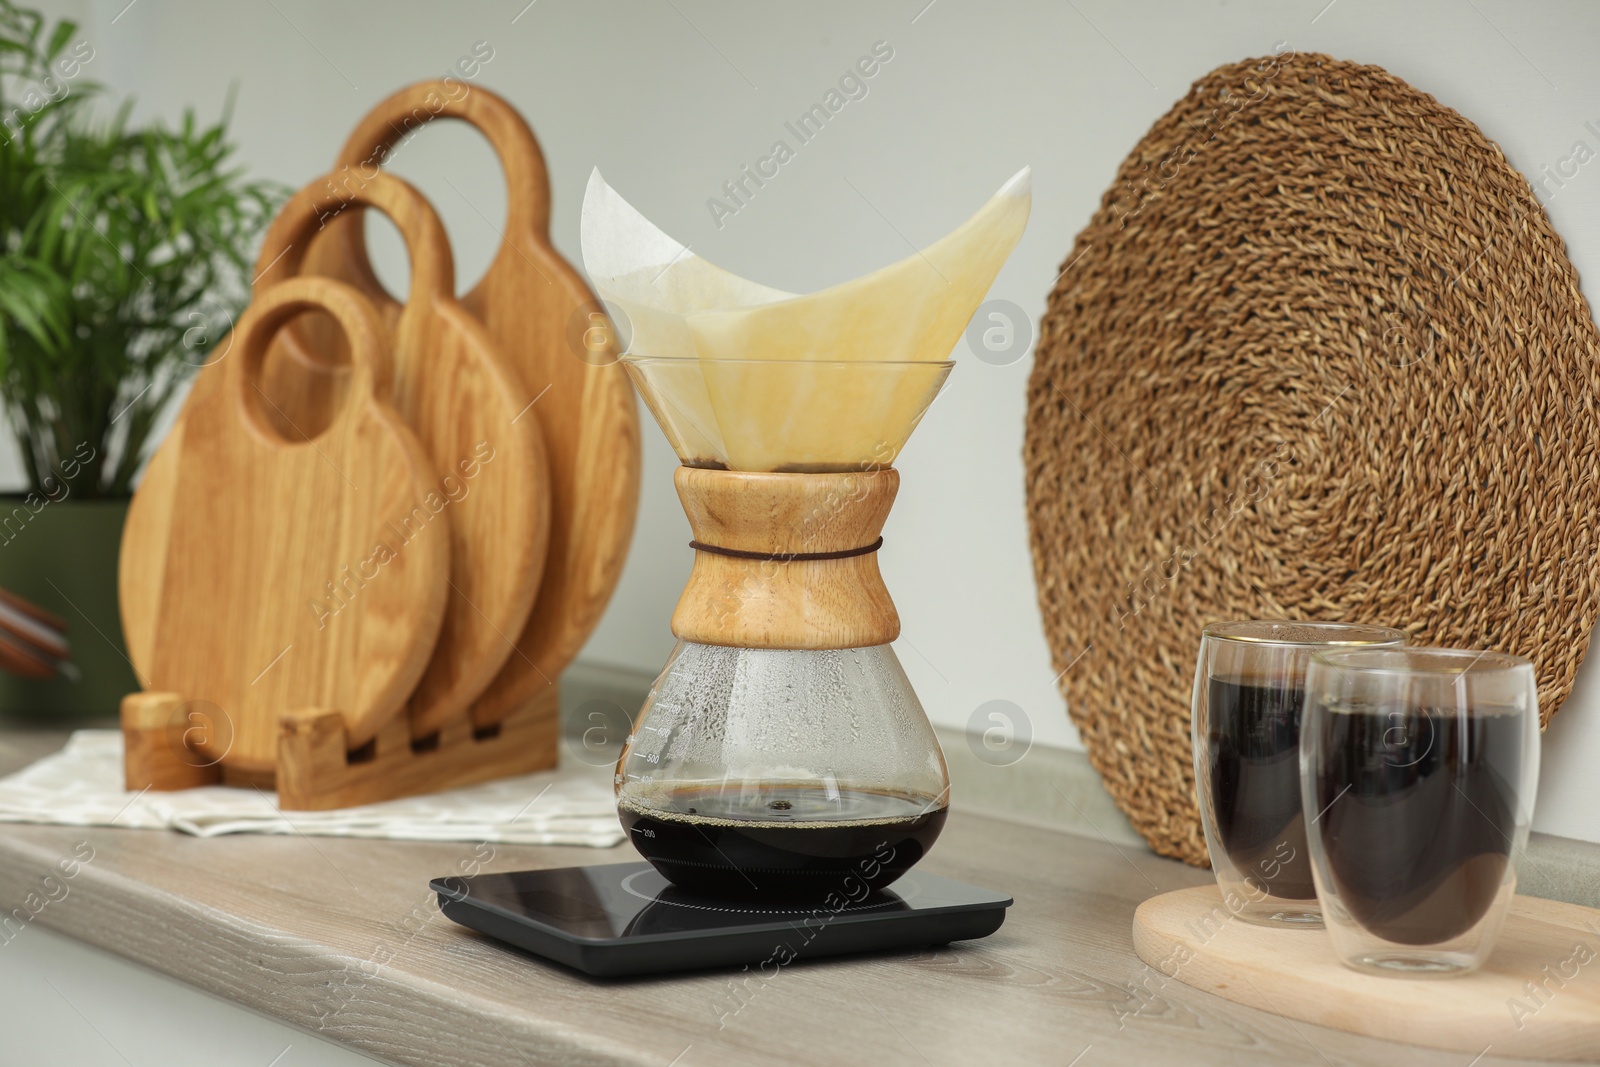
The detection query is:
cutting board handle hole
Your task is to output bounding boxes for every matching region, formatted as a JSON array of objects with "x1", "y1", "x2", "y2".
[
  {"x1": 244, "y1": 308, "x2": 357, "y2": 446},
  {"x1": 364, "y1": 121, "x2": 505, "y2": 301}
]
